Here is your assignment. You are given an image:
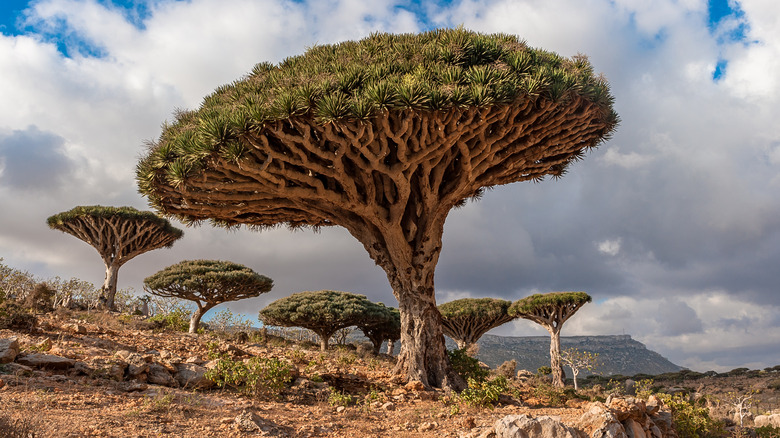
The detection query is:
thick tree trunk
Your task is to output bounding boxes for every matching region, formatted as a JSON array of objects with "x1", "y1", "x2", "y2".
[
  {"x1": 393, "y1": 283, "x2": 464, "y2": 390},
  {"x1": 318, "y1": 332, "x2": 330, "y2": 351},
  {"x1": 101, "y1": 262, "x2": 120, "y2": 310},
  {"x1": 548, "y1": 326, "x2": 564, "y2": 388}
]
